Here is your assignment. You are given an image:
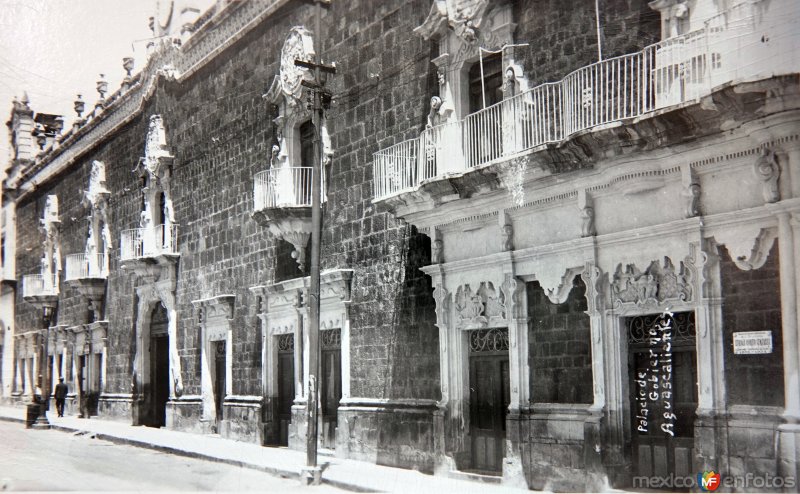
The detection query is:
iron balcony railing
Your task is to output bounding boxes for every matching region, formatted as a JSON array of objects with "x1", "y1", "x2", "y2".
[
  {"x1": 253, "y1": 166, "x2": 313, "y2": 211},
  {"x1": 65, "y1": 253, "x2": 109, "y2": 281},
  {"x1": 22, "y1": 273, "x2": 59, "y2": 298},
  {"x1": 373, "y1": 0, "x2": 795, "y2": 200},
  {"x1": 120, "y1": 224, "x2": 179, "y2": 260}
]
